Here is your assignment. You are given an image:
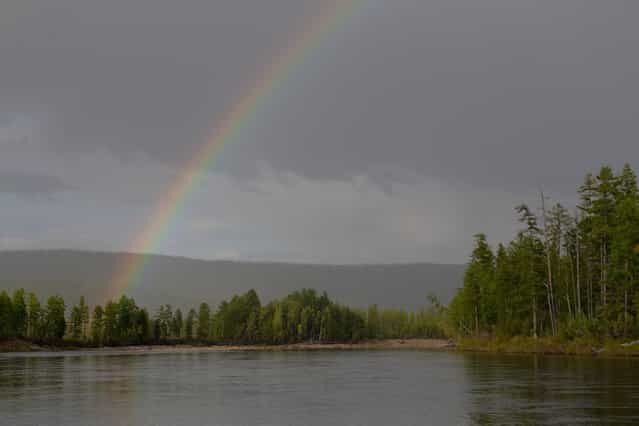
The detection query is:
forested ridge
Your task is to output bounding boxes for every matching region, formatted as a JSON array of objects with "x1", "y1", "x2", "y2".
[
  {"x1": 450, "y1": 164, "x2": 639, "y2": 341},
  {"x1": 0, "y1": 253, "x2": 463, "y2": 313},
  {"x1": 0, "y1": 288, "x2": 445, "y2": 347}
]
